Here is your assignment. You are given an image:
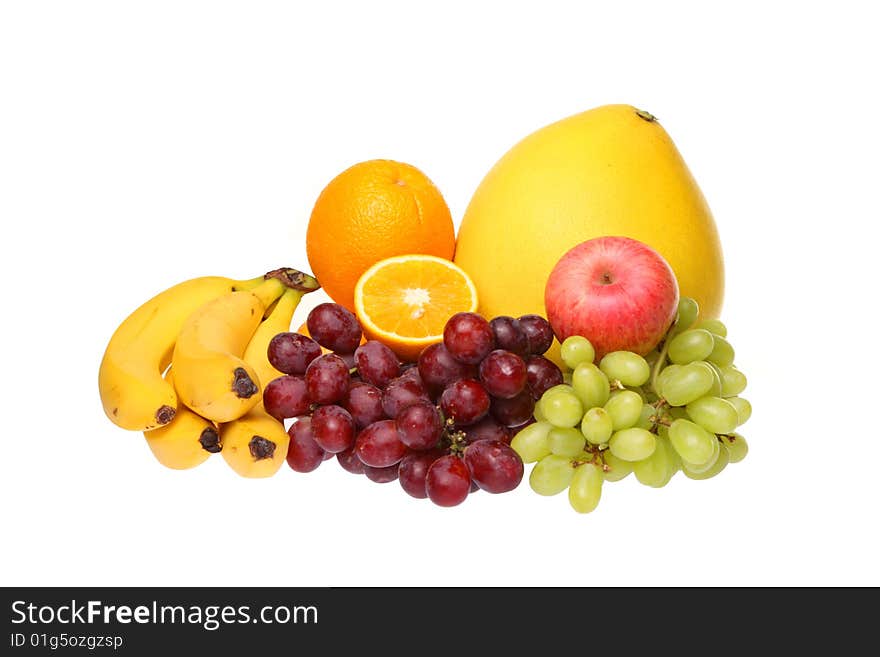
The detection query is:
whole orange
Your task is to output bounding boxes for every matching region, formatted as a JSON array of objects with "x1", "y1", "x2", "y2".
[{"x1": 306, "y1": 160, "x2": 456, "y2": 311}]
